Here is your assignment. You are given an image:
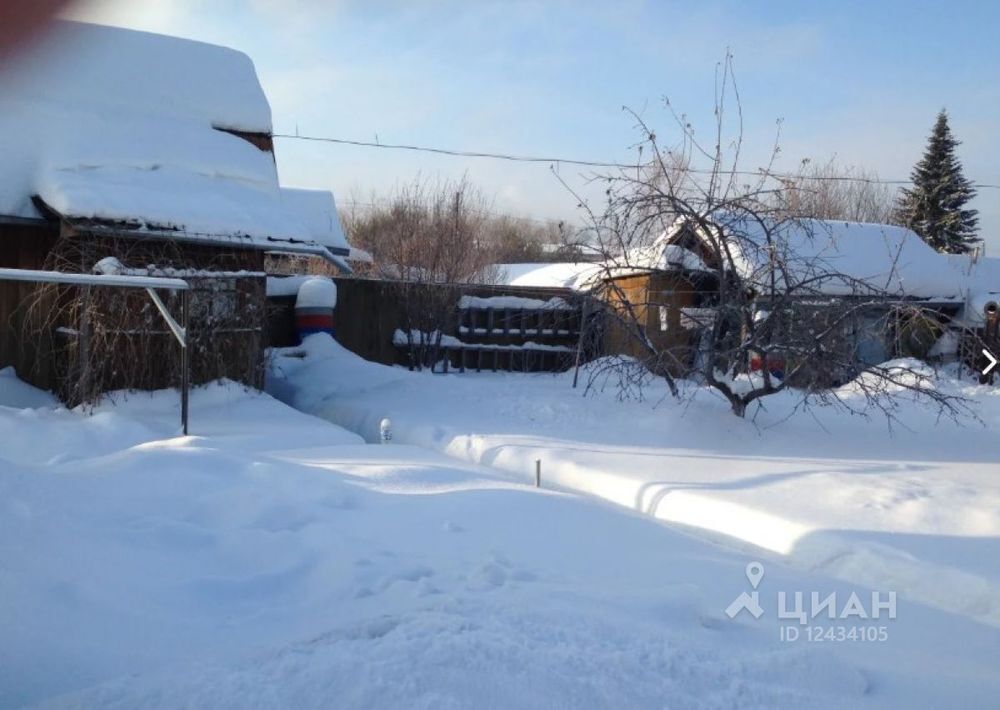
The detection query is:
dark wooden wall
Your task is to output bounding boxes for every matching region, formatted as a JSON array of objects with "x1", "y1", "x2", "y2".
[
  {"x1": 0, "y1": 225, "x2": 267, "y2": 400},
  {"x1": 214, "y1": 127, "x2": 275, "y2": 155},
  {"x1": 0, "y1": 221, "x2": 60, "y2": 388}
]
